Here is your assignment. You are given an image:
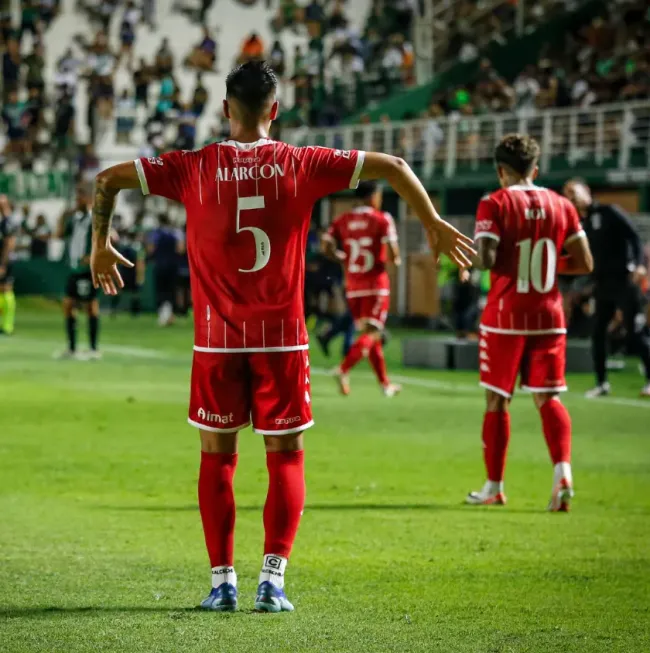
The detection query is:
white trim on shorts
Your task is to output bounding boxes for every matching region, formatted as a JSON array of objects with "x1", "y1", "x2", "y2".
[
  {"x1": 479, "y1": 325, "x2": 567, "y2": 336},
  {"x1": 356, "y1": 317, "x2": 385, "y2": 330},
  {"x1": 521, "y1": 385, "x2": 568, "y2": 393},
  {"x1": 346, "y1": 289, "x2": 390, "y2": 298},
  {"x1": 193, "y1": 344, "x2": 309, "y2": 353},
  {"x1": 134, "y1": 159, "x2": 150, "y2": 195},
  {"x1": 187, "y1": 418, "x2": 251, "y2": 433},
  {"x1": 479, "y1": 381, "x2": 512, "y2": 399},
  {"x1": 253, "y1": 420, "x2": 315, "y2": 436}
]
